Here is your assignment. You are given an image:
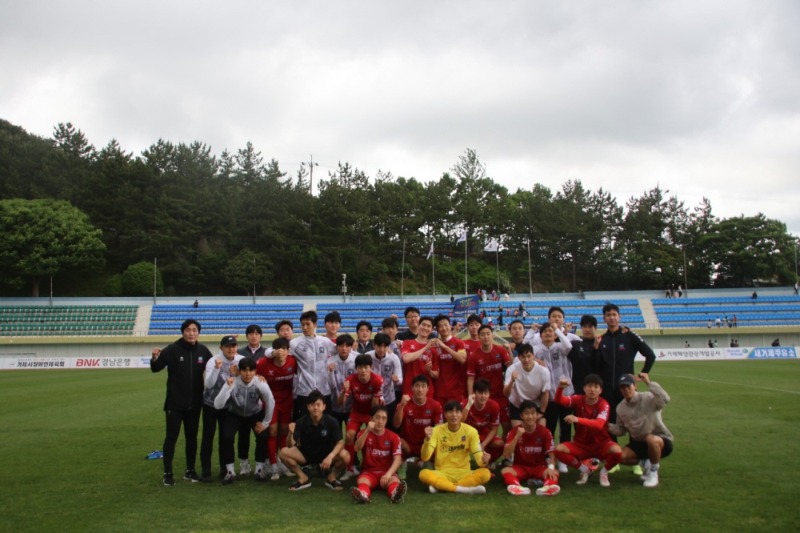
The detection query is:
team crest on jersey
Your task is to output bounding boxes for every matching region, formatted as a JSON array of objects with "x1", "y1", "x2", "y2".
[
  {"x1": 461, "y1": 436, "x2": 466, "y2": 441},
  {"x1": 384, "y1": 440, "x2": 390, "y2": 447},
  {"x1": 619, "y1": 344, "x2": 627, "y2": 351},
  {"x1": 321, "y1": 429, "x2": 328, "y2": 437},
  {"x1": 179, "y1": 356, "x2": 184, "y2": 362},
  {"x1": 425, "y1": 409, "x2": 431, "y2": 415}
]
